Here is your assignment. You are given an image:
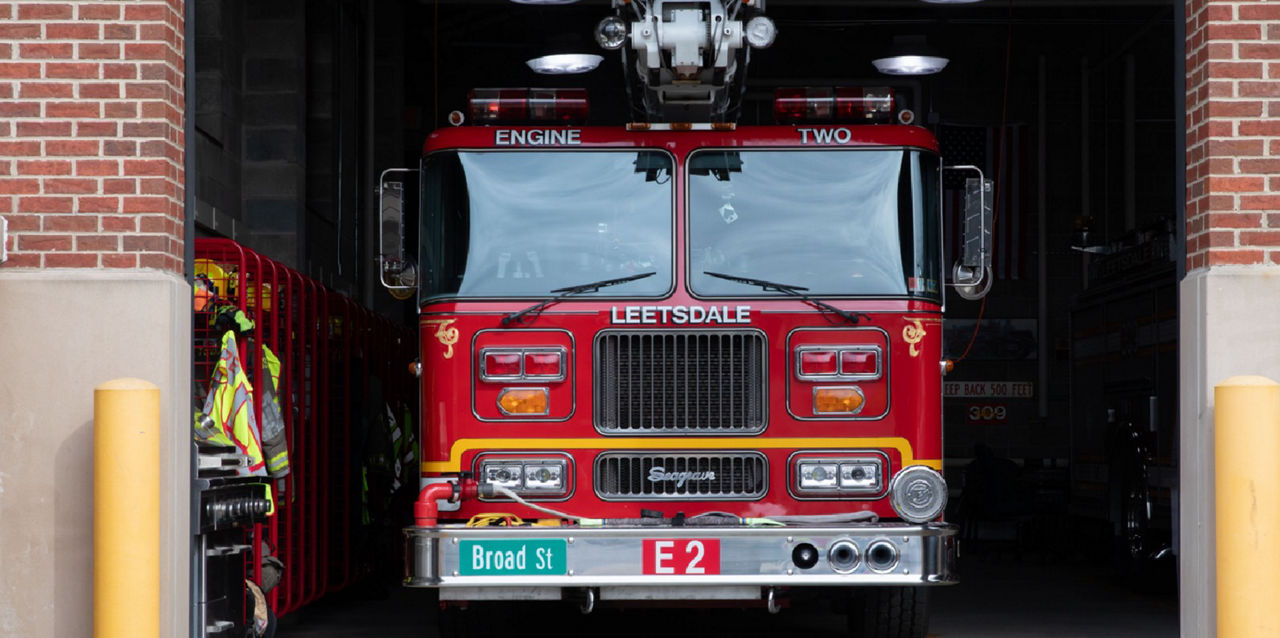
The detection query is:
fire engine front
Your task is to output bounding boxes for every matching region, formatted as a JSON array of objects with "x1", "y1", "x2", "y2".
[{"x1": 403, "y1": 111, "x2": 956, "y2": 592}]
